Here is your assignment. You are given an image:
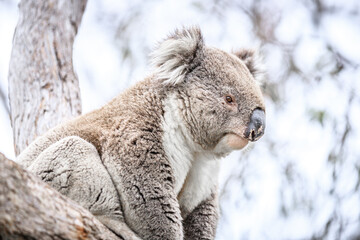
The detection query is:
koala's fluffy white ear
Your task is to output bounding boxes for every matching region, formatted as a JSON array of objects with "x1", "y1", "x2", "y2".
[
  {"x1": 234, "y1": 49, "x2": 266, "y2": 83},
  {"x1": 151, "y1": 26, "x2": 204, "y2": 85}
]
